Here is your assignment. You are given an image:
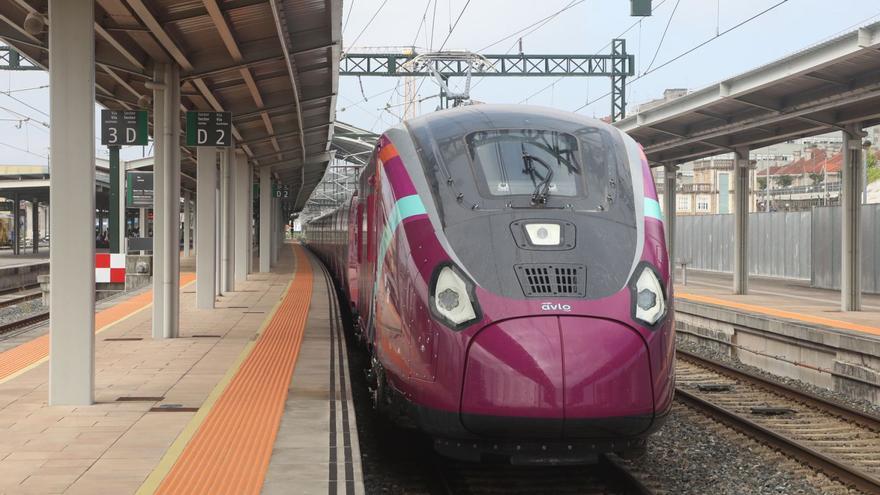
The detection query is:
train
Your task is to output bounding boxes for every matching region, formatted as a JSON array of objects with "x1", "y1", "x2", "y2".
[{"x1": 304, "y1": 105, "x2": 674, "y2": 464}]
